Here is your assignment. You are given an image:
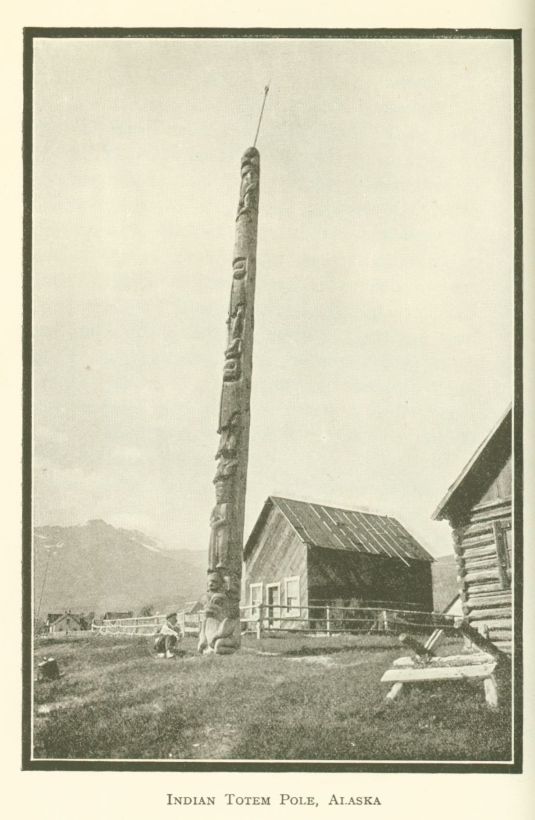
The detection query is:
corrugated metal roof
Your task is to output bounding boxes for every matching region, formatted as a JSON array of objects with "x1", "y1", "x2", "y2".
[{"x1": 245, "y1": 496, "x2": 433, "y2": 564}]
